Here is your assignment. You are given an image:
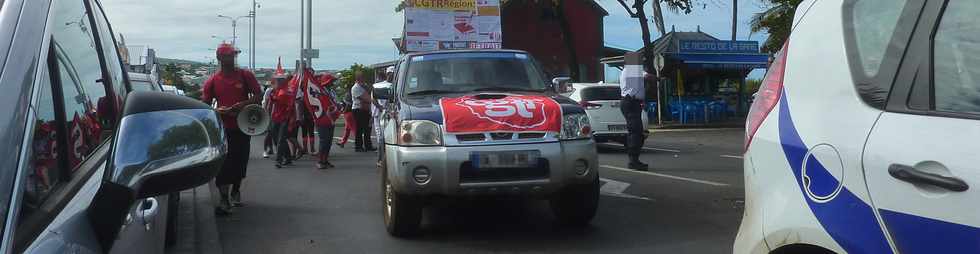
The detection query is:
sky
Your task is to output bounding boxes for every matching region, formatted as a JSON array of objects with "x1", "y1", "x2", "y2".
[{"x1": 101, "y1": 0, "x2": 772, "y2": 75}]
